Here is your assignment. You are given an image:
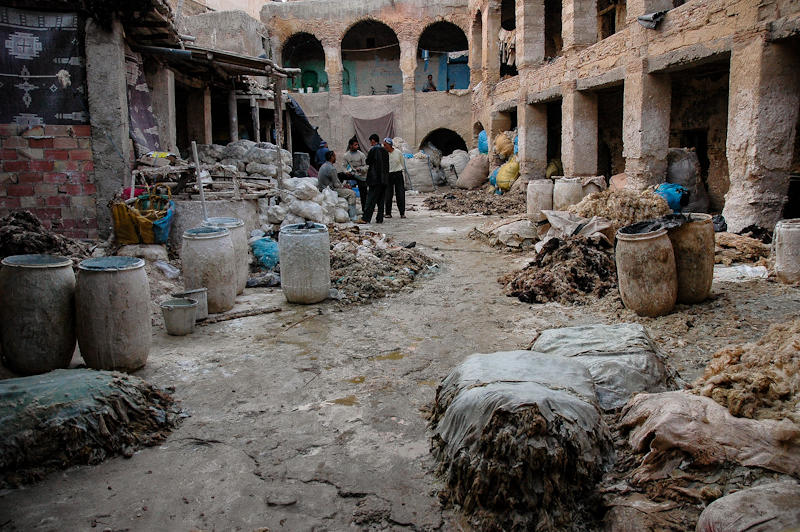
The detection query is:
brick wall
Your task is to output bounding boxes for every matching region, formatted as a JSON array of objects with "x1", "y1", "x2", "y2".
[{"x1": 0, "y1": 123, "x2": 98, "y2": 239}]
